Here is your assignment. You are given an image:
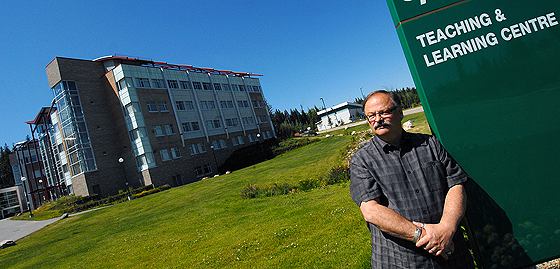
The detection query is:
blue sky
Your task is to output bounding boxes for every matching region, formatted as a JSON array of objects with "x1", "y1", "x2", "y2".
[{"x1": 0, "y1": 0, "x2": 414, "y2": 147}]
